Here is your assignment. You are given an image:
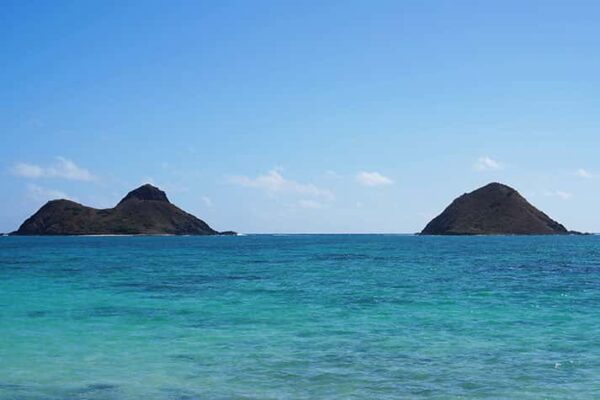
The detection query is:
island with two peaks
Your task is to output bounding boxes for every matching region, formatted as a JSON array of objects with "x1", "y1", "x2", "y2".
[
  {"x1": 11, "y1": 184, "x2": 235, "y2": 236},
  {"x1": 420, "y1": 182, "x2": 580, "y2": 235}
]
